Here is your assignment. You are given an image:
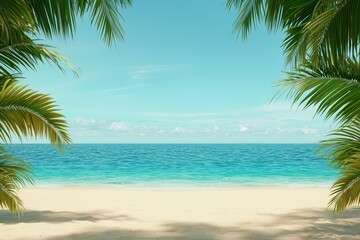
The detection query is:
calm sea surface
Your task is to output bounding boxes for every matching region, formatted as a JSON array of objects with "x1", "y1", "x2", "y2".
[{"x1": 6, "y1": 144, "x2": 337, "y2": 187}]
